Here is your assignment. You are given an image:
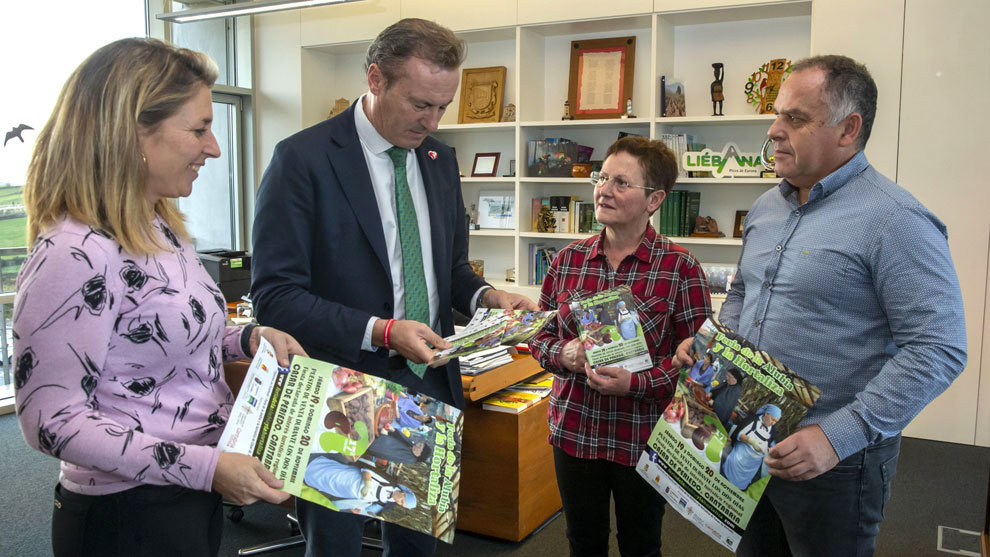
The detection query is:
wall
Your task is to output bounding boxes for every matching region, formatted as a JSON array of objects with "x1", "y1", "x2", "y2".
[
  {"x1": 895, "y1": 0, "x2": 989, "y2": 445},
  {"x1": 251, "y1": 0, "x2": 989, "y2": 446}
]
